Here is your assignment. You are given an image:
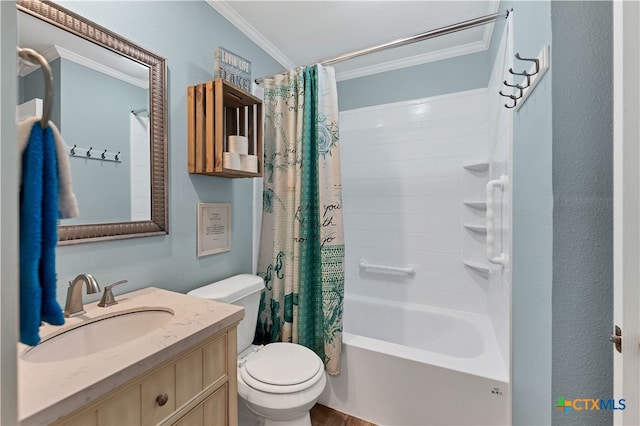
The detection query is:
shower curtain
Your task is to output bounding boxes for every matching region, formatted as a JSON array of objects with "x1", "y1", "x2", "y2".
[{"x1": 255, "y1": 65, "x2": 345, "y2": 375}]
